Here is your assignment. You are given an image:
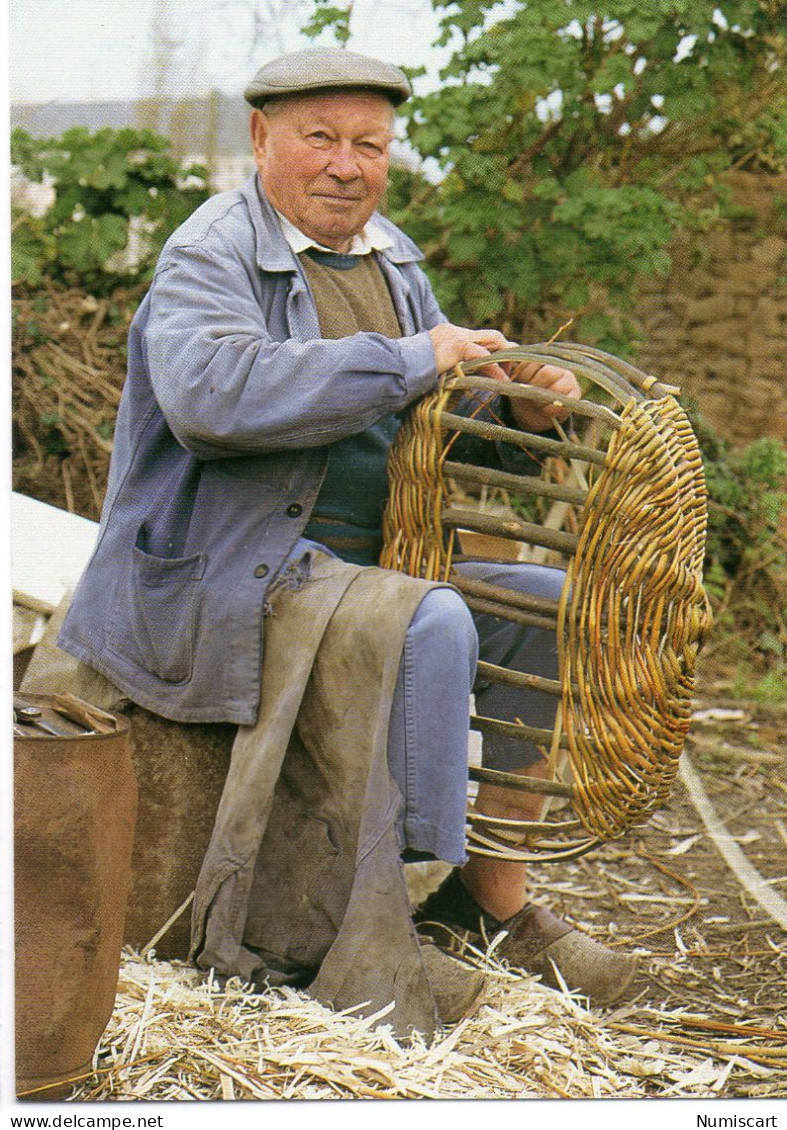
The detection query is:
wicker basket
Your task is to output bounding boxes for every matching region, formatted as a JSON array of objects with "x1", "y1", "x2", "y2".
[{"x1": 381, "y1": 343, "x2": 712, "y2": 862}]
